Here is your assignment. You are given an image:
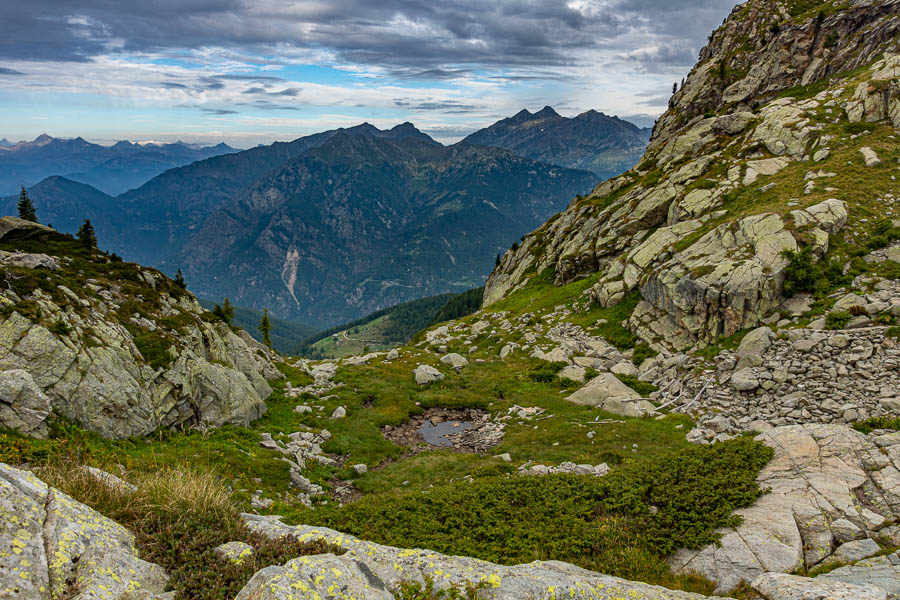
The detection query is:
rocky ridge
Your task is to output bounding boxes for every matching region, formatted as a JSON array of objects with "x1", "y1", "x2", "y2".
[
  {"x1": 484, "y1": 0, "x2": 900, "y2": 351},
  {"x1": 0, "y1": 217, "x2": 281, "y2": 439}
]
